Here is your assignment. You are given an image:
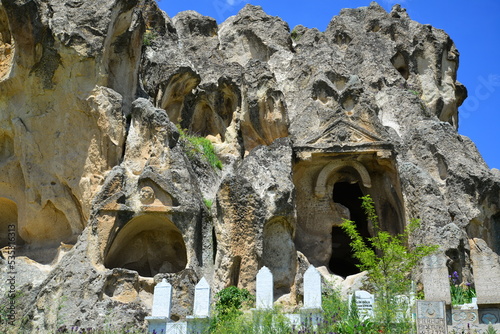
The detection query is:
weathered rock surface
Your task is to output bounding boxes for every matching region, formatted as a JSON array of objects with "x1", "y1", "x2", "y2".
[{"x1": 0, "y1": 0, "x2": 499, "y2": 332}]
